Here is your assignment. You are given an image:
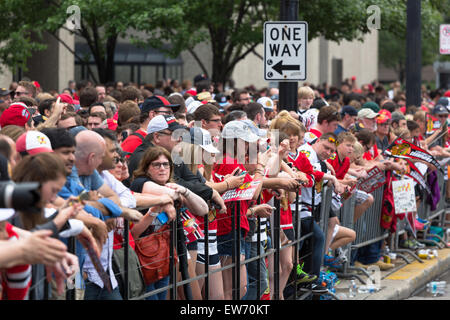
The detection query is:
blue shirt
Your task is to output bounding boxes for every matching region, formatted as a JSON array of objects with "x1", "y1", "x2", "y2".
[{"x1": 334, "y1": 124, "x2": 348, "y2": 136}]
